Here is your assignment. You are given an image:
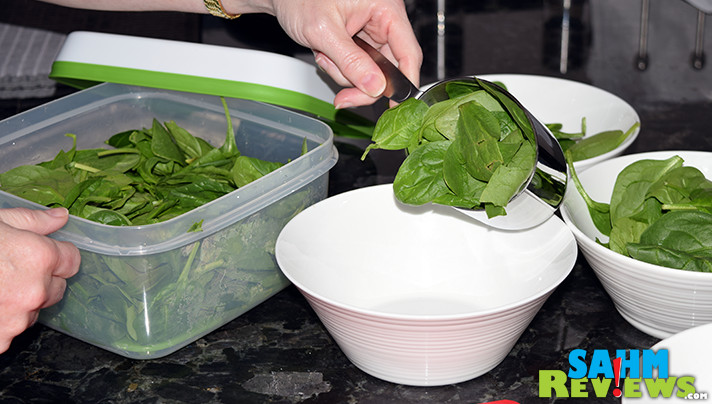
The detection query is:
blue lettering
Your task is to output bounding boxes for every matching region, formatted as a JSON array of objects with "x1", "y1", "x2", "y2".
[
  {"x1": 616, "y1": 349, "x2": 640, "y2": 378},
  {"x1": 642, "y1": 349, "x2": 668, "y2": 378},
  {"x1": 588, "y1": 350, "x2": 614, "y2": 378},
  {"x1": 568, "y1": 349, "x2": 588, "y2": 378}
]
